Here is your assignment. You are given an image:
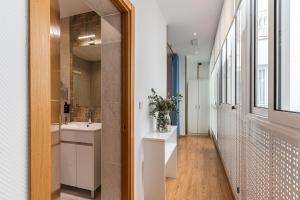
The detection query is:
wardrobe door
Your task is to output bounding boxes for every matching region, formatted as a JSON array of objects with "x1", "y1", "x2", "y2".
[
  {"x1": 188, "y1": 80, "x2": 199, "y2": 134},
  {"x1": 197, "y1": 80, "x2": 209, "y2": 134}
]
